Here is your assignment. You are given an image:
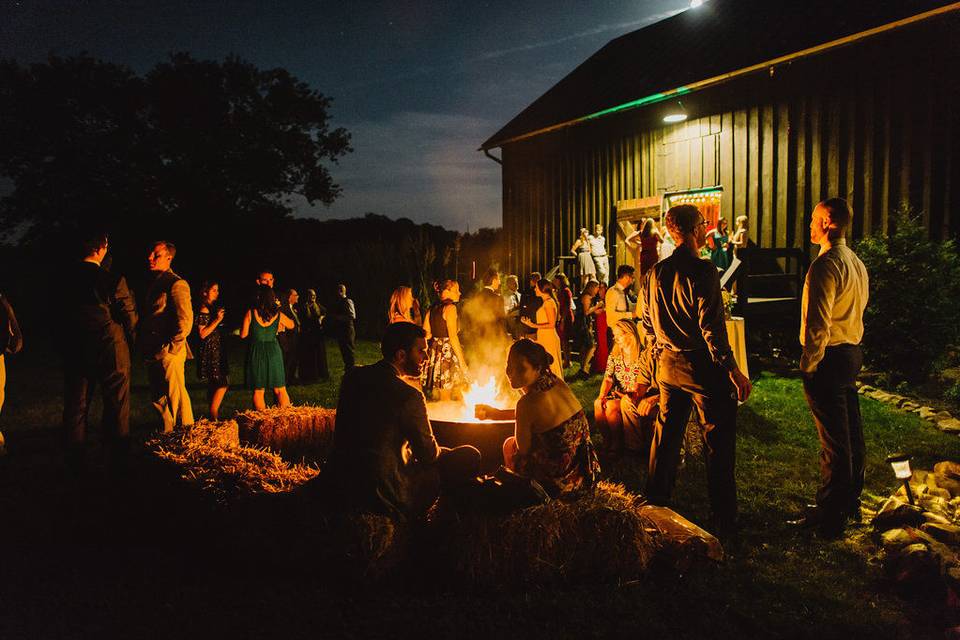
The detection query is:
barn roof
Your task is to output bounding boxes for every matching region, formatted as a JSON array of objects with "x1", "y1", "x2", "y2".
[{"x1": 481, "y1": 0, "x2": 959, "y2": 150}]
